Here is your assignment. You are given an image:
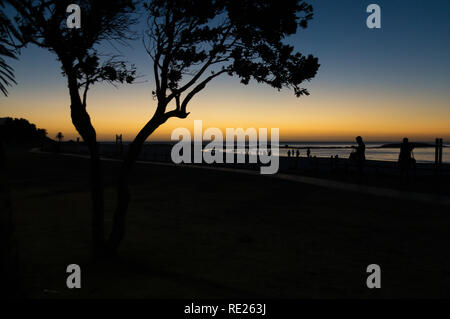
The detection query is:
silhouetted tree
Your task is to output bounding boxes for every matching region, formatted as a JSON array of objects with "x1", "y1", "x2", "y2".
[
  {"x1": 0, "y1": 4, "x2": 22, "y2": 291},
  {"x1": 56, "y1": 131, "x2": 64, "y2": 142},
  {"x1": 0, "y1": 117, "x2": 48, "y2": 145},
  {"x1": 56, "y1": 131, "x2": 63, "y2": 152},
  {"x1": 0, "y1": 1, "x2": 23, "y2": 96},
  {"x1": 8, "y1": 0, "x2": 137, "y2": 256},
  {"x1": 106, "y1": 0, "x2": 320, "y2": 253}
]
